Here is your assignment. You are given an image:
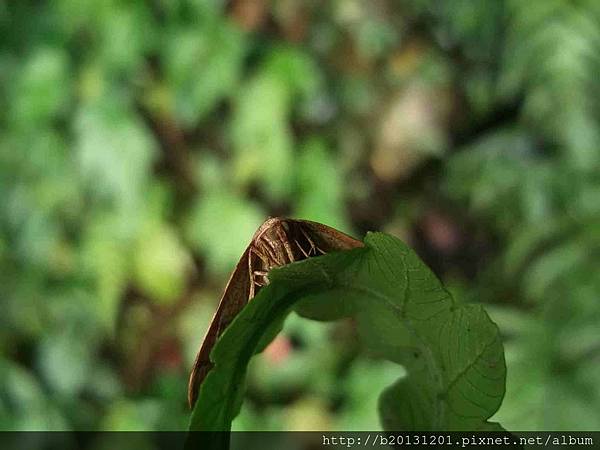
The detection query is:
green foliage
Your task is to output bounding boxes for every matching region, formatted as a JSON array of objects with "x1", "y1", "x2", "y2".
[
  {"x1": 436, "y1": 1, "x2": 600, "y2": 429},
  {"x1": 161, "y1": 14, "x2": 245, "y2": 125},
  {"x1": 294, "y1": 137, "x2": 349, "y2": 231},
  {"x1": 189, "y1": 233, "x2": 505, "y2": 434},
  {"x1": 185, "y1": 189, "x2": 265, "y2": 275},
  {"x1": 230, "y1": 48, "x2": 321, "y2": 200},
  {"x1": 501, "y1": 0, "x2": 600, "y2": 170},
  {"x1": 1, "y1": 0, "x2": 598, "y2": 433}
]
